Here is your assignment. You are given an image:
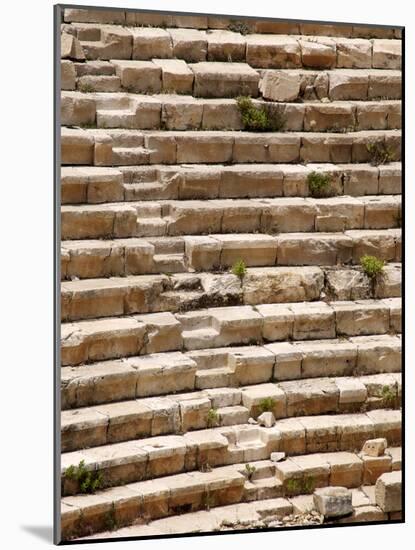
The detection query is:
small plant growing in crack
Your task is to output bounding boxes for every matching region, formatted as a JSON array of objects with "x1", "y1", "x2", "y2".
[
  {"x1": 258, "y1": 397, "x2": 276, "y2": 414},
  {"x1": 244, "y1": 463, "x2": 257, "y2": 481},
  {"x1": 104, "y1": 503, "x2": 118, "y2": 532},
  {"x1": 207, "y1": 407, "x2": 220, "y2": 428},
  {"x1": 360, "y1": 255, "x2": 385, "y2": 279},
  {"x1": 307, "y1": 171, "x2": 333, "y2": 198},
  {"x1": 236, "y1": 96, "x2": 286, "y2": 132},
  {"x1": 203, "y1": 491, "x2": 215, "y2": 511},
  {"x1": 78, "y1": 82, "x2": 95, "y2": 93},
  {"x1": 65, "y1": 460, "x2": 104, "y2": 494},
  {"x1": 366, "y1": 142, "x2": 394, "y2": 166},
  {"x1": 380, "y1": 384, "x2": 399, "y2": 409},
  {"x1": 231, "y1": 259, "x2": 247, "y2": 280}
]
